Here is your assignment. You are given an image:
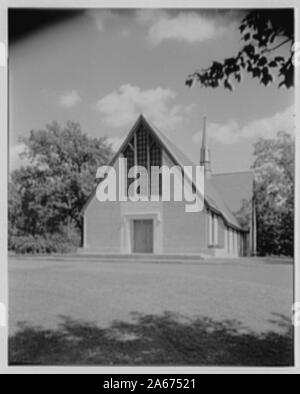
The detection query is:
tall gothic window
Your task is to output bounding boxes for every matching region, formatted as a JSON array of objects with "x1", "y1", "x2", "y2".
[
  {"x1": 123, "y1": 125, "x2": 162, "y2": 197},
  {"x1": 123, "y1": 142, "x2": 135, "y2": 196},
  {"x1": 150, "y1": 141, "x2": 162, "y2": 196}
]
